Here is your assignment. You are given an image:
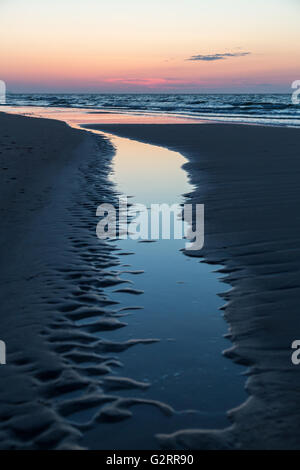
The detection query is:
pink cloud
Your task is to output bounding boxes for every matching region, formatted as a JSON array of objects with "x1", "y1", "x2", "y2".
[{"x1": 103, "y1": 77, "x2": 196, "y2": 88}]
